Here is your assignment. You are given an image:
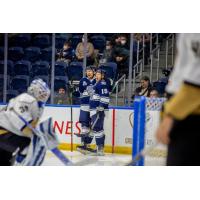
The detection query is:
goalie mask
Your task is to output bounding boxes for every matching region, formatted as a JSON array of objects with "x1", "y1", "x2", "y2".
[{"x1": 27, "y1": 79, "x2": 50, "y2": 103}]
